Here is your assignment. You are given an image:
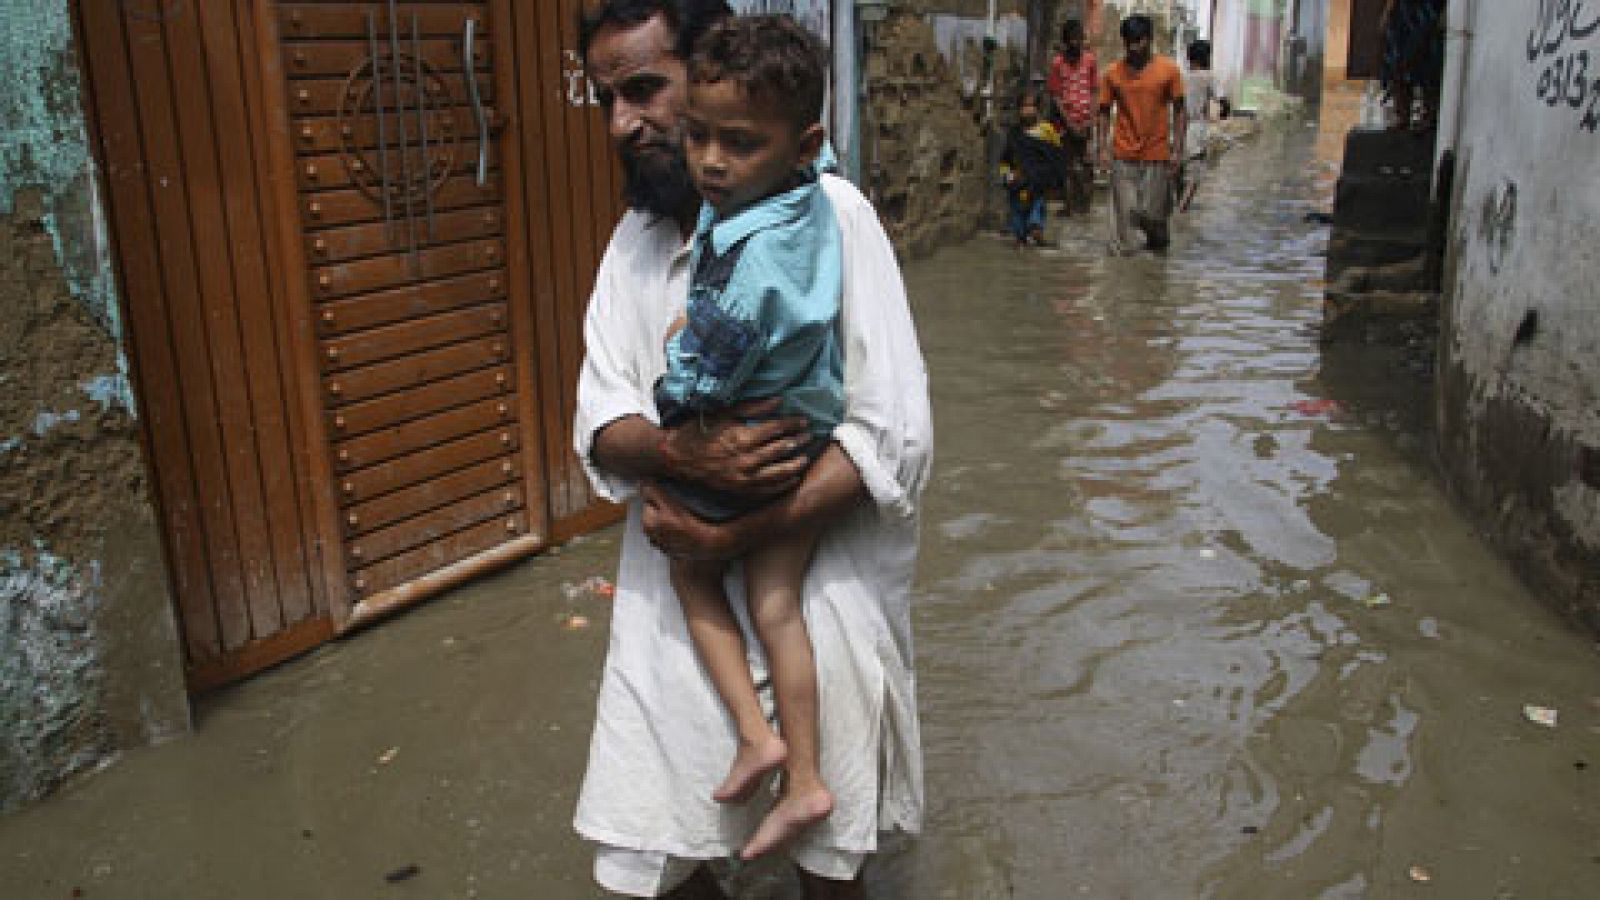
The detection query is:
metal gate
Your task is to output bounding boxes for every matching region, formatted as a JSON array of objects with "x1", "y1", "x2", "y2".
[{"x1": 74, "y1": 0, "x2": 623, "y2": 690}]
